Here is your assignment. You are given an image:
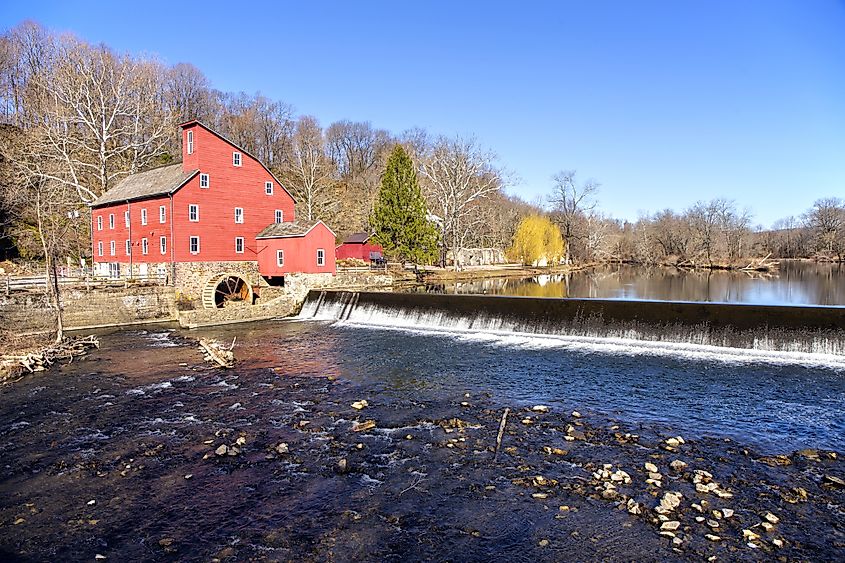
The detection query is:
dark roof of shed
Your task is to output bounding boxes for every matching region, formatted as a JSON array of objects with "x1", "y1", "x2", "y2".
[
  {"x1": 256, "y1": 220, "x2": 336, "y2": 239},
  {"x1": 90, "y1": 163, "x2": 198, "y2": 207},
  {"x1": 342, "y1": 232, "x2": 372, "y2": 244}
]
